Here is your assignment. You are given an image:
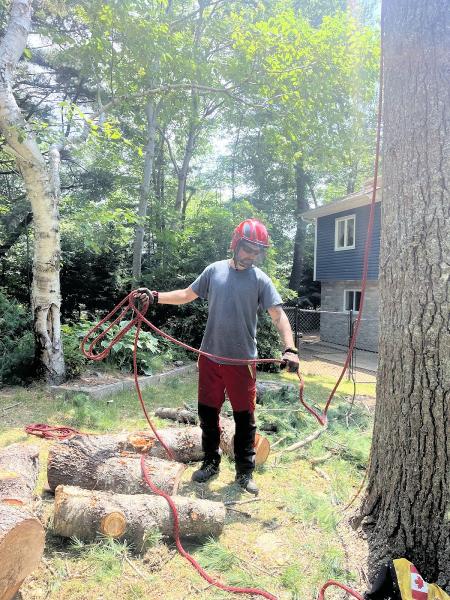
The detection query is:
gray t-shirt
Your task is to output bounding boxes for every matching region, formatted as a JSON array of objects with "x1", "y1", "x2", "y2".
[{"x1": 190, "y1": 260, "x2": 282, "y2": 363}]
